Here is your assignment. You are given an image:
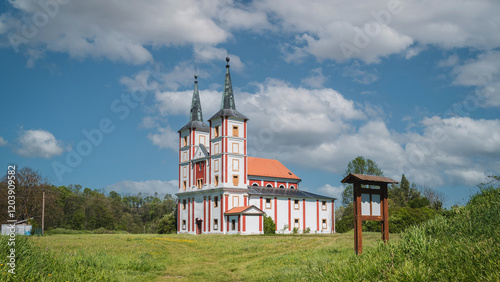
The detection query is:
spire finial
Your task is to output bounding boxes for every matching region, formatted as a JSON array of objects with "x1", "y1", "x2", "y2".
[{"x1": 226, "y1": 56, "x2": 230, "y2": 68}]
